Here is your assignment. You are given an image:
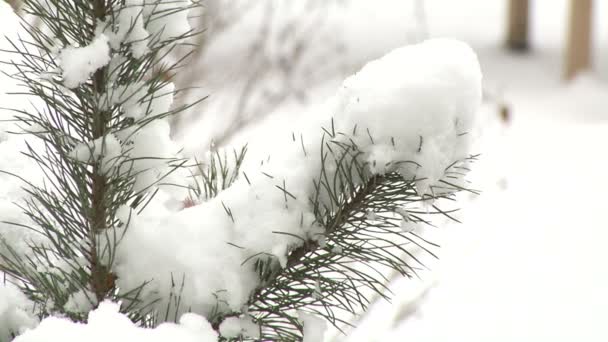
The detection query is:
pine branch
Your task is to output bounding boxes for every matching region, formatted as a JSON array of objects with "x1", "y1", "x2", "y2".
[
  {"x1": 211, "y1": 128, "x2": 475, "y2": 341},
  {"x1": 0, "y1": 0, "x2": 203, "y2": 325}
]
